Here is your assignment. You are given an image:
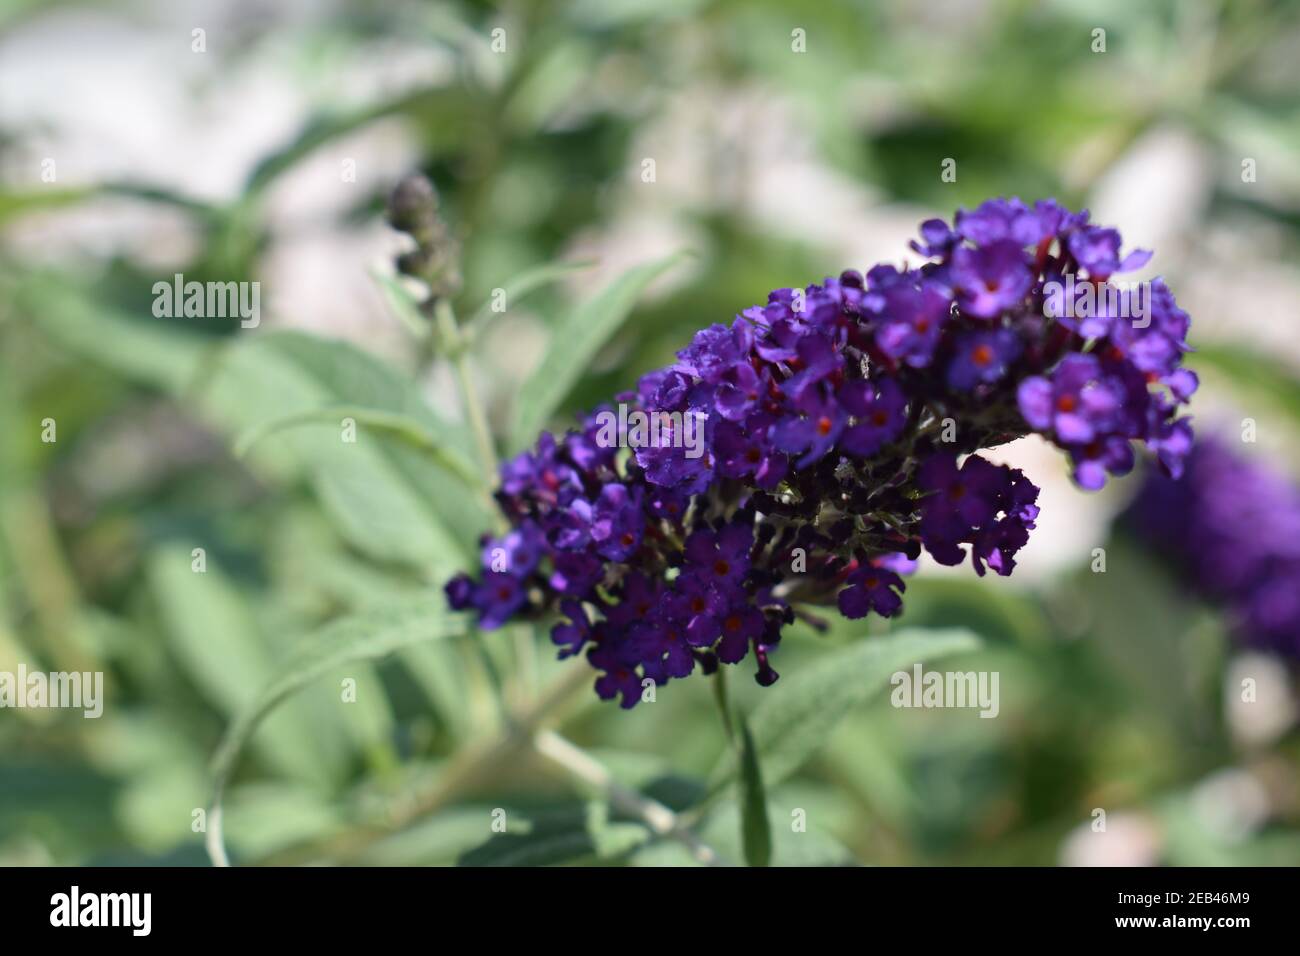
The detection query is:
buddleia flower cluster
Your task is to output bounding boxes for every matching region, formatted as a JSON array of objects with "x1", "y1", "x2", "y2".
[
  {"x1": 1125, "y1": 440, "x2": 1300, "y2": 659},
  {"x1": 447, "y1": 197, "x2": 1196, "y2": 707}
]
